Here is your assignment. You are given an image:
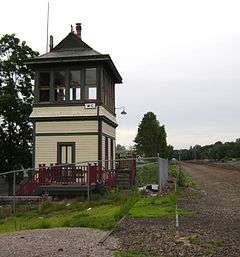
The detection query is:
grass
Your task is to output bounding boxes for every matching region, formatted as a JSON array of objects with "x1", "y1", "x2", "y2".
[
  {"x1": 0, "y1": 190, "x2": 141, "y2": 233},
  {"x1": 129, "y1": 192, "x2": 190, "y2": 218},
  {"x1": 0, "y1": 190, "x2": 190, "y2": 233},
  {"x1": 0, "y1": 164, "x2": 192, "y2": 234}
]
